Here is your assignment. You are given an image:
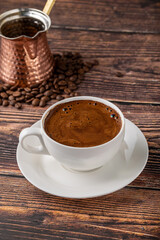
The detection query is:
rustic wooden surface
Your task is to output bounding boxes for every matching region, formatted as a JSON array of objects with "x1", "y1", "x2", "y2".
[{"x1": 0, "y1": 0, "x2": 160, "y2": 239}]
